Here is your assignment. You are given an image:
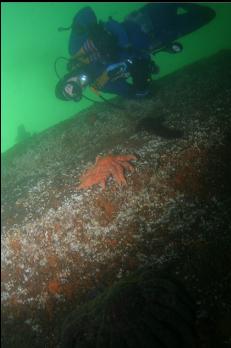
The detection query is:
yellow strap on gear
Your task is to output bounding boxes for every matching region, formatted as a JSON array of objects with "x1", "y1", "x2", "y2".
[
  {"x1": 90, "y1": 86, "x2": 100, "y2": 95},
  {"x1": 92, "y1": 71, "x2": 110, "y2": 90},
  {"x1": 71, "y1": 47, "x2": 90, "y2": 65}
]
